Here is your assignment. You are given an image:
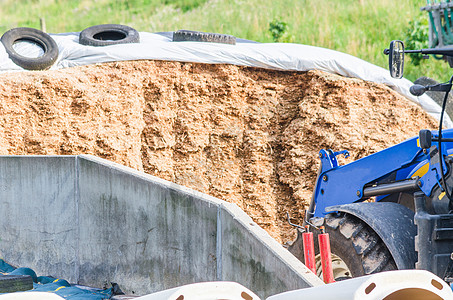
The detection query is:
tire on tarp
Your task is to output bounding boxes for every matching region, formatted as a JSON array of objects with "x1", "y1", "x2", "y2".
[
  {"x1": 0, "y1": 275, "x2": 33, "y2": 293},
  {"x1": 1, "y1": 27, "x2": 58, "y2": 71},
  {"x1": 79, "y1": 24, "x2": 140, "y2": 47},
  {"x1": 172, "y1": 29, "x2": 236, "y2": 45}
]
